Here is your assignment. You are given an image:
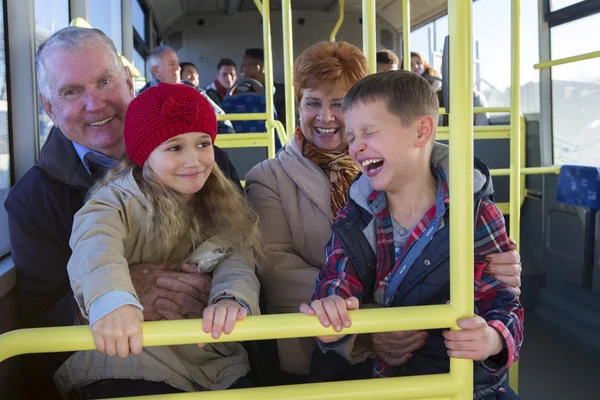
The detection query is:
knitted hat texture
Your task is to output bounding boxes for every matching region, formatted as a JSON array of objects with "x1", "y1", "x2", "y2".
[{"x1": 124, "y1": 82, "x2": 218, "y2": 166}]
